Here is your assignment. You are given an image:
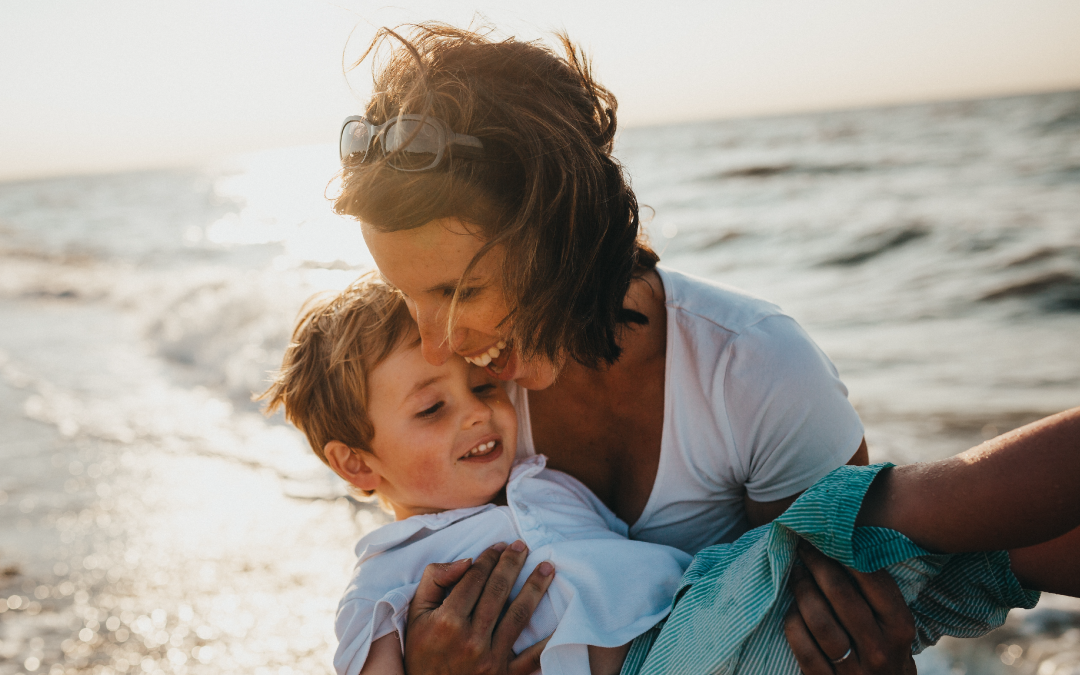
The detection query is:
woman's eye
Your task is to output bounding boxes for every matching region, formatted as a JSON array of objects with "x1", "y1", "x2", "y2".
[
  {"x1": 442, "y1": 286, "x2": 479, "y2": 301},
  {"x1": 416, "y1": 402, "x2": 444, "y2": 418}
]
